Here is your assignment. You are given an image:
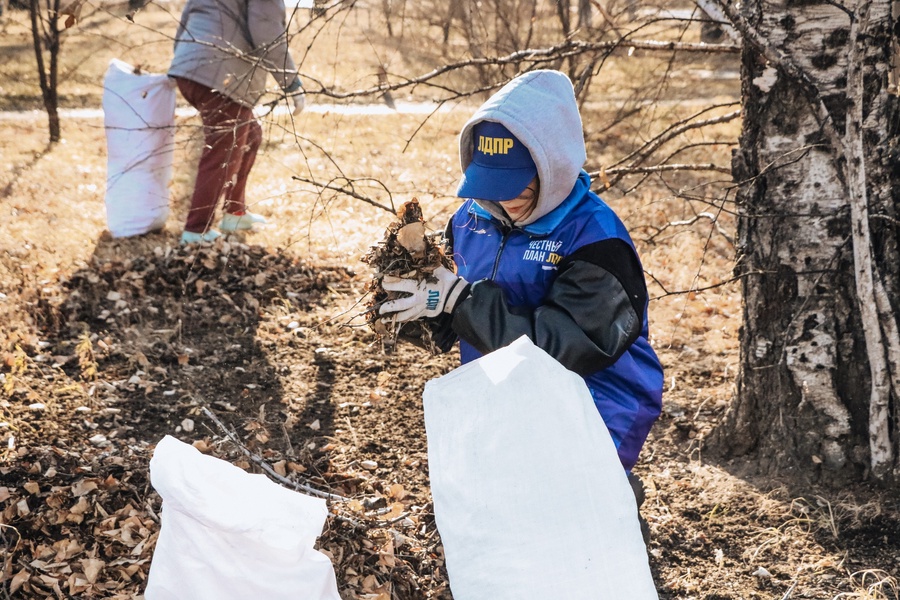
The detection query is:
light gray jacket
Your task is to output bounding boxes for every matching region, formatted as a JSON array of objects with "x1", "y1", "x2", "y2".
[{"x1": 168, "y1": 0, "x2": 300, "y2": 107}]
